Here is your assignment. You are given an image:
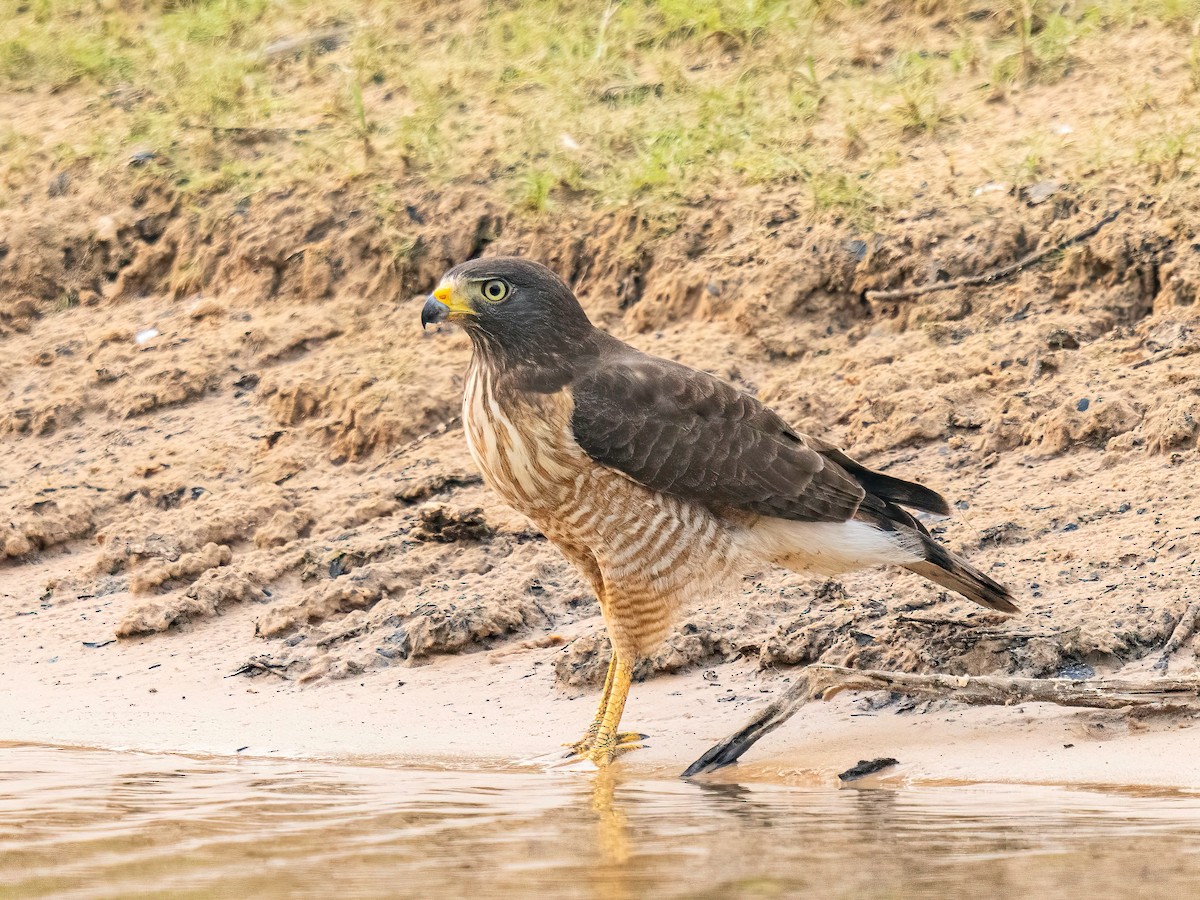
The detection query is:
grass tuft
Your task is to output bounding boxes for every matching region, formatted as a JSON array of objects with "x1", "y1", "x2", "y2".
[{"x1": 2, "y1": 0, "x2": 1197, "y2": 222}]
